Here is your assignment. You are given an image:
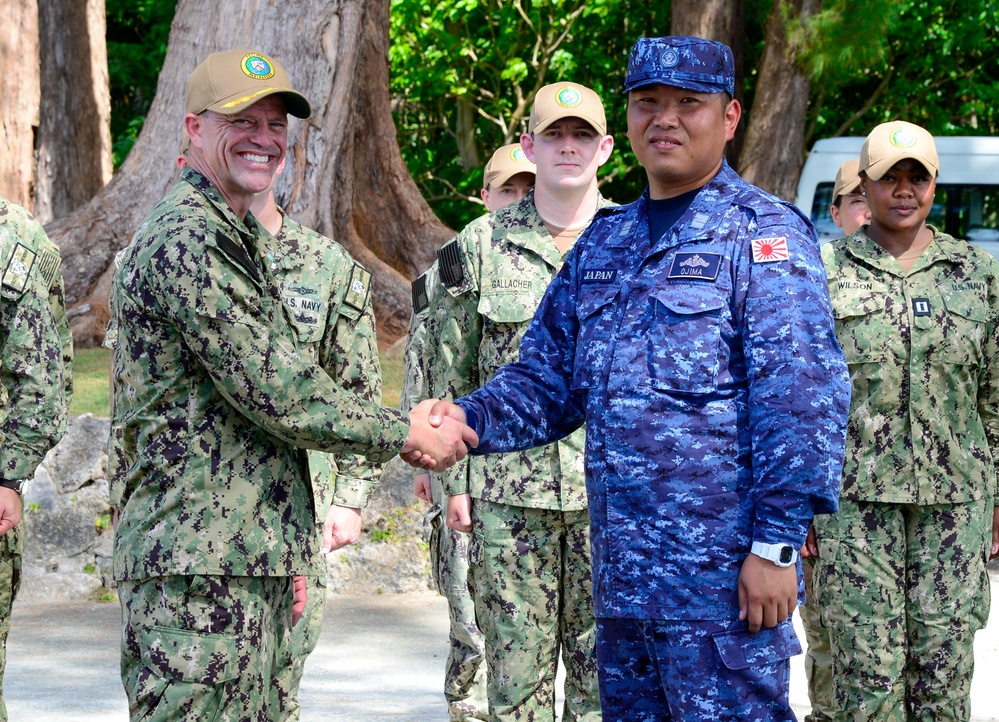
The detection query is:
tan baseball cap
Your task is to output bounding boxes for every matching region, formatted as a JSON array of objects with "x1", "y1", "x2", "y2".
[
  {"x1": 185, "y1": 49, "x2": 312, "y2": 119},
  {"x1": 860, "y1": 121, "x2": 938, "y2": 181},
  {"x1": 483, "y1": 144, "x2": 537, "y2": 189},
  {"x1": 832, "y1": 159, "x2": 862, "y2": 201},
  {"x1": 528, "y1": 82, "x2": 606, "y2": 135}
]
